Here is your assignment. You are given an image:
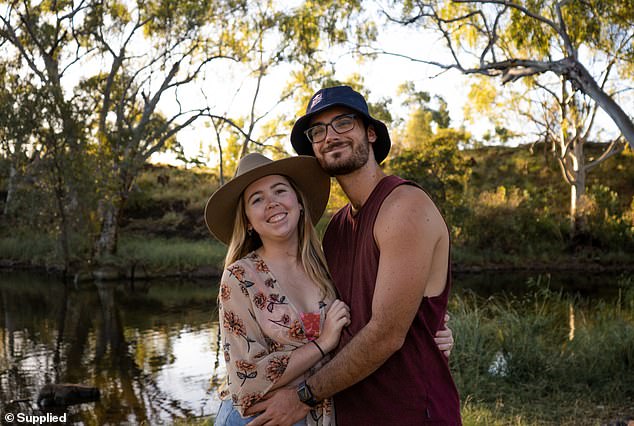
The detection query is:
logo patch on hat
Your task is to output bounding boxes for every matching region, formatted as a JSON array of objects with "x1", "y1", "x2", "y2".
[{"x1": 310, "y1": 92, "x2": 323, "y2": 109}]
